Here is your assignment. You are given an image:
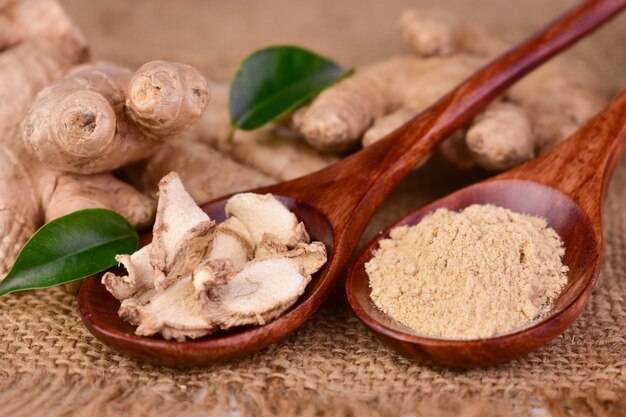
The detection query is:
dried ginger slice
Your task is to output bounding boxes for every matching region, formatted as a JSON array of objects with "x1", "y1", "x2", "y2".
[
  {"x1": 205, "y1": 217, "x2": 254, "y2": 270},
  {"x1": 120, "y1": 274, "x2": 216, "y2": 341},
  {"x1": 194, "y1": 258, "x2": 311, "y2": 329},
  {"x1": 255, "y1": 235, "x2": 327, "y2": 276},
  {"x1": 102, "y1": 244, "x2": 153, "y2": 300},
  {"x1": 151, "y1": 172, "x2": 215, "y2": 290},
  {"x1": 225, "y1": 193, "x2": 309, "y2": 246}
]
